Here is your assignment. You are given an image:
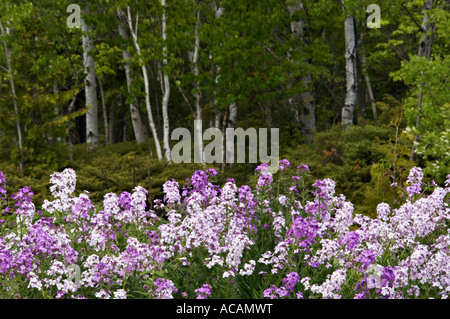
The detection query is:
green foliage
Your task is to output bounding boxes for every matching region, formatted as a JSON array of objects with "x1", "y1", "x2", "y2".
[
  {"x1": 0, "y1": 0, "x2": 448, "y2": 224},
  {"x1": 392, "y1": 54, "x2": 450, "y2": 183},
  {"x1": 69, "y1": 141, "x2": 207, "y2": 206},
  {"x1": 282, "y1": 122, "x2": 417, "y2": 217}
]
